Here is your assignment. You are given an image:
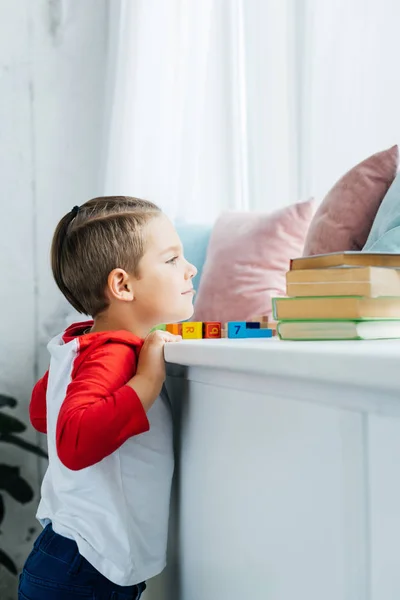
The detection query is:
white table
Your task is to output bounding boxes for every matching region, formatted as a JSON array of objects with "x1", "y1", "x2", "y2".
[{"x1": 146, "y1": 338, "x2": 400, "y2": 600}]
